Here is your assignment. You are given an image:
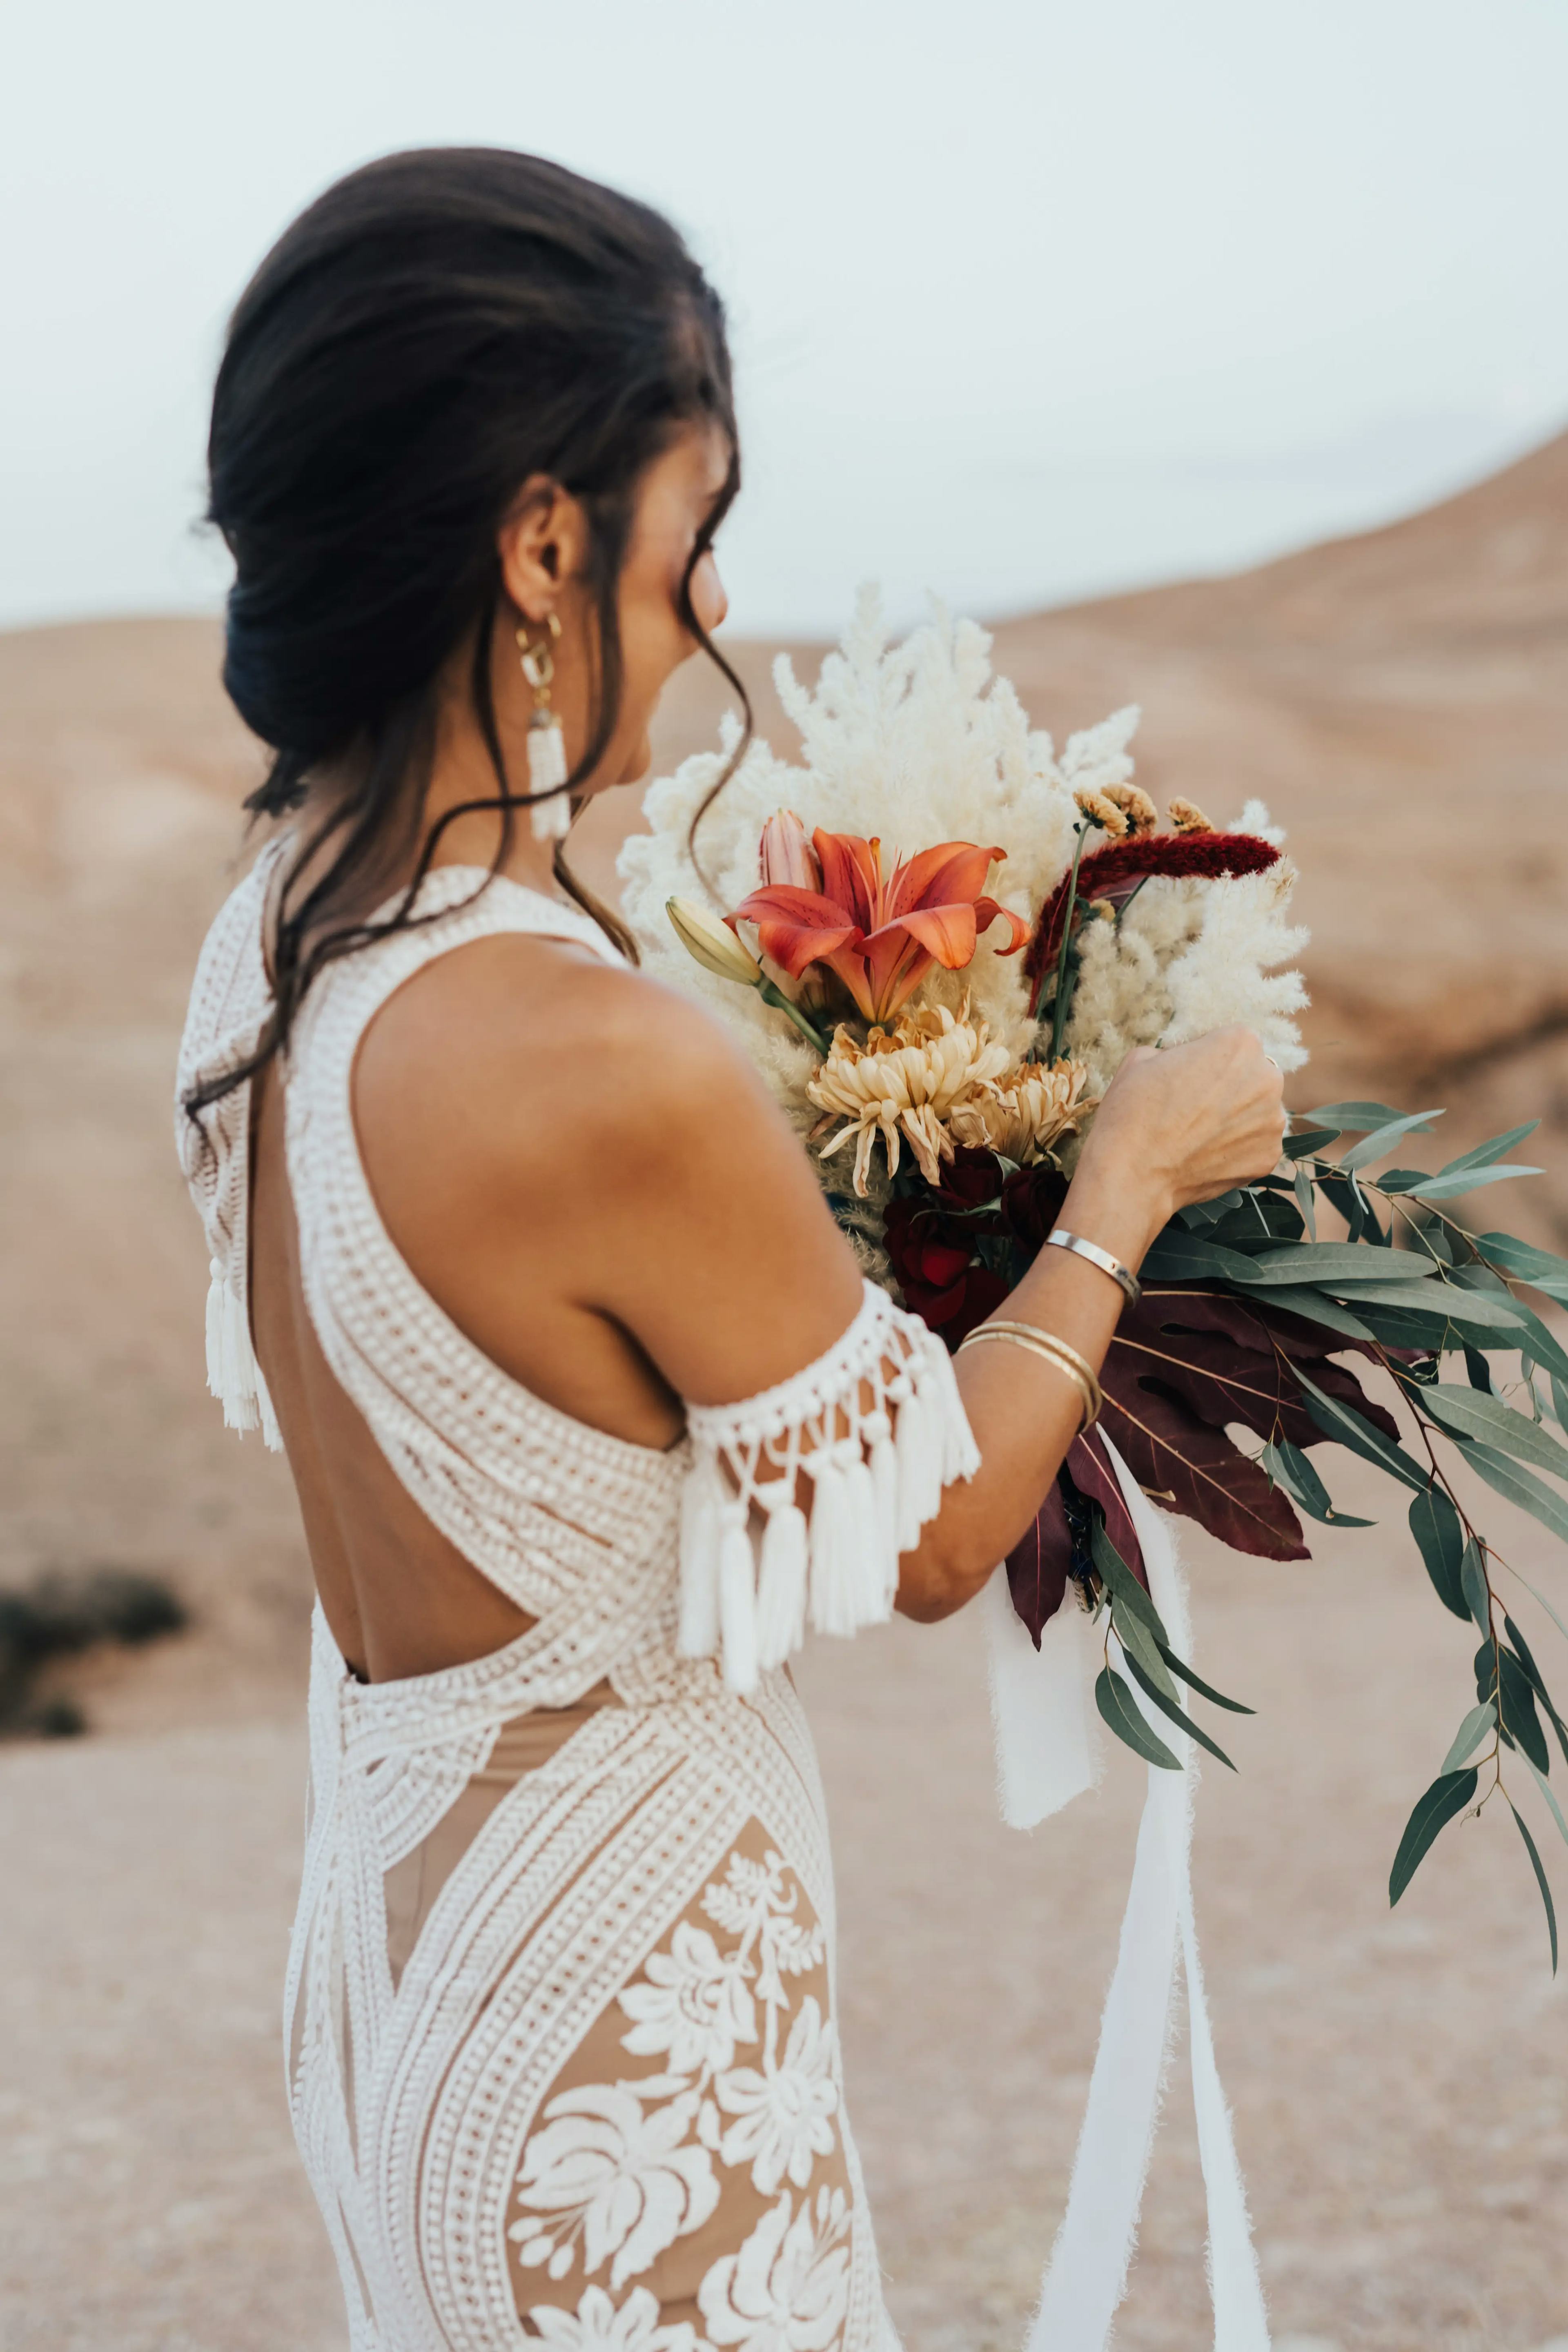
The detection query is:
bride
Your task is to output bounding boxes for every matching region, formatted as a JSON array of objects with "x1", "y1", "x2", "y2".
[{"x1": 177, "y1": 147, "x2": 1284, "y2": 2352}]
